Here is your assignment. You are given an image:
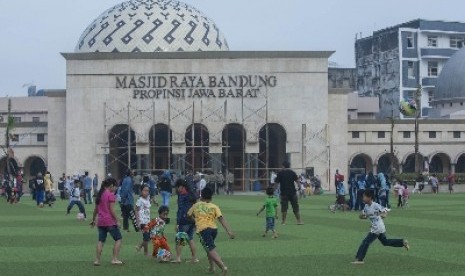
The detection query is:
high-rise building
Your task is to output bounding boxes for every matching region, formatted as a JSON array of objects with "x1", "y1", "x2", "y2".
[{"x1": 355, "y1": 19, "x2": 465, "y2": 119}]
